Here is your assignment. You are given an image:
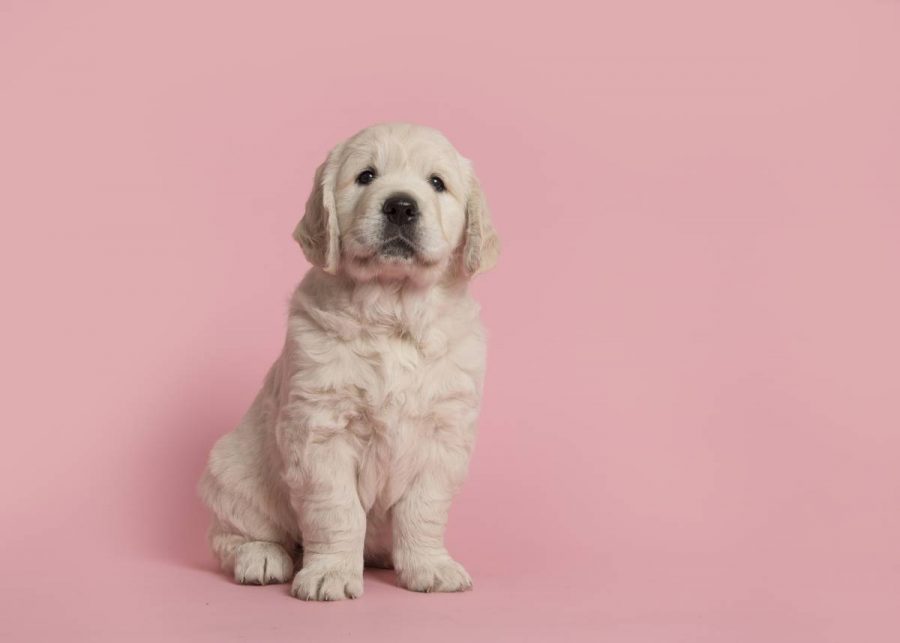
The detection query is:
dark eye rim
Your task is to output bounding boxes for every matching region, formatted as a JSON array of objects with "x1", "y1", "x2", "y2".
[
  {"x1": 429, "y1": 175, "x2": 446, "y2": 192},
  {"x1": 356, "y1": 168, "x2": 377, "y2": 185}
]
